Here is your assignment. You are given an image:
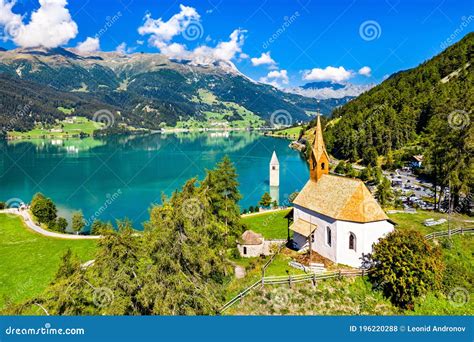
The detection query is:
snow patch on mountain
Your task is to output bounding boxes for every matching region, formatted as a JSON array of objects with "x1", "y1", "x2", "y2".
[{"x1": 285, "y1": 81, "x2": 375, "y2": 99}]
